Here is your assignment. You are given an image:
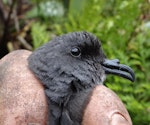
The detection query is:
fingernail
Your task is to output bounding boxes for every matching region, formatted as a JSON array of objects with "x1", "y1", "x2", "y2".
[
  {"x1": 111, "y1": 113, "x2": 131, "y2": 125},
  {"x1": 28, "y1": 123, "x2": 40, "y2": 125}
]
